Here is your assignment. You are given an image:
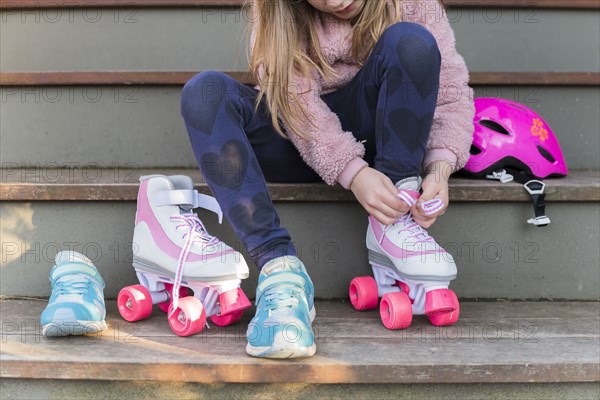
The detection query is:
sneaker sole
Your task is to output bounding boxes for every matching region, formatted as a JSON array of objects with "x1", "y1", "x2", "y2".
[
  {"x1": 42, "y1": 320, "x2": 108, "y2": 337},
  {"x1": 246, "y1": 342, "x2": 317, "y2": 359}
]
